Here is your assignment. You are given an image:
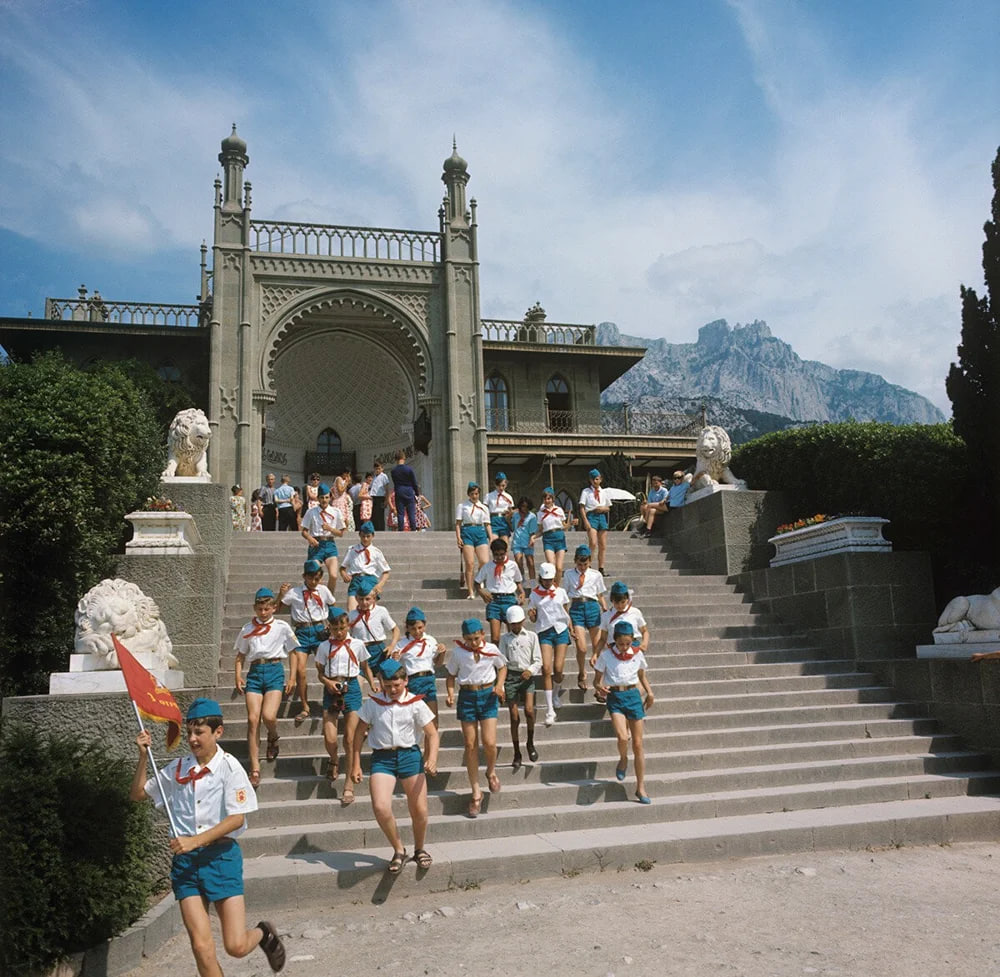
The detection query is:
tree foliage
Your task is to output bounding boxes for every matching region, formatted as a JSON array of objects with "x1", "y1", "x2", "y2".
[{"x1": 0, "y1": 352, "x2": 164, "y2": 697}]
